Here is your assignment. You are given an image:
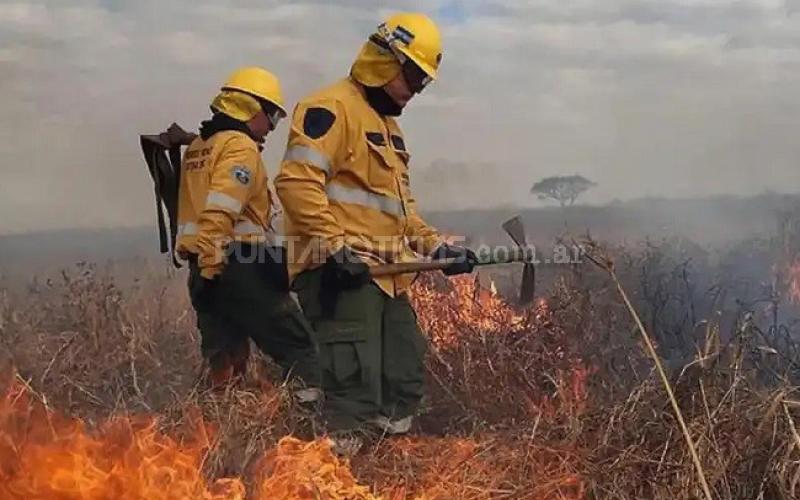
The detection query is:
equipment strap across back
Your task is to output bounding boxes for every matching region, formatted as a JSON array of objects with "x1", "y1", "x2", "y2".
[{"x1": 139, "y1": 123, "x2": 196, "y2": 268}]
